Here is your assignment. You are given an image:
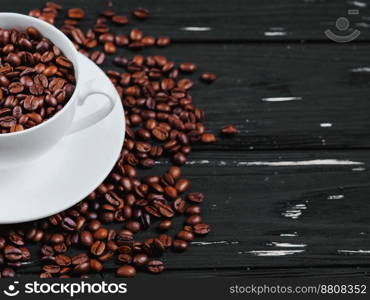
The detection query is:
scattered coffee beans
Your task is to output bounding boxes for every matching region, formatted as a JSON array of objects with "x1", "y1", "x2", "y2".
[
  {"x1": 0, "y1": 1, "x2": 218, "y2": 278},
  {"x1": 0, "y1": 27, "x2": 75, "y2": 133}
]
